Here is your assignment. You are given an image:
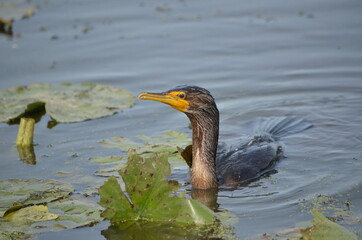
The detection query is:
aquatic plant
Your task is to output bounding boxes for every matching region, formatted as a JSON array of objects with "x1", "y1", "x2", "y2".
[
  {"x1": 0, "y1": 179, "x2": 103, "y2": 239},
  {"x1": 0, "y1": 83, "x2": 134, "y2": 123},
  {"x1": 99, "y1": 153, "x2": 217, "y2": 224}
]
